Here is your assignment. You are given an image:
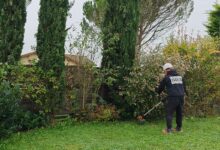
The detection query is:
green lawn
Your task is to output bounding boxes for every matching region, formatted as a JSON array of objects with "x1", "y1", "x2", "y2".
[{"x1": 1, "y1": 117, "x2": 220, "y2": 150}]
